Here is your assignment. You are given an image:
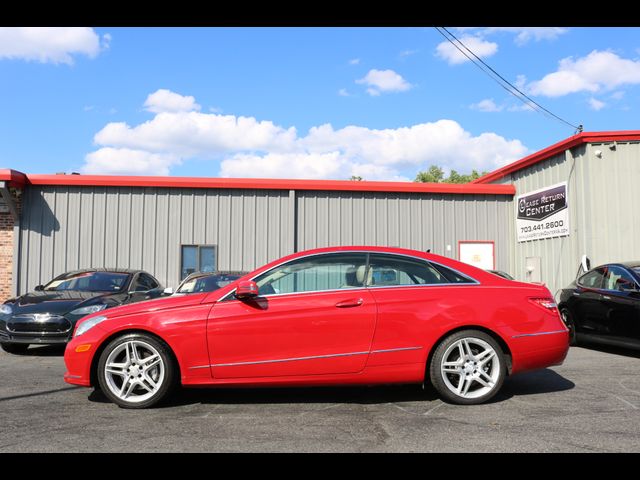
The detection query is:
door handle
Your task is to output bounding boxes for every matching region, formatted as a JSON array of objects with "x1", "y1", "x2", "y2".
[
  {"x1": 602, "y1": 295, "x2": 611, "y2": 300},
  {"x1": 335, "y1": 298, "x2": 364, "y2": 308}
]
